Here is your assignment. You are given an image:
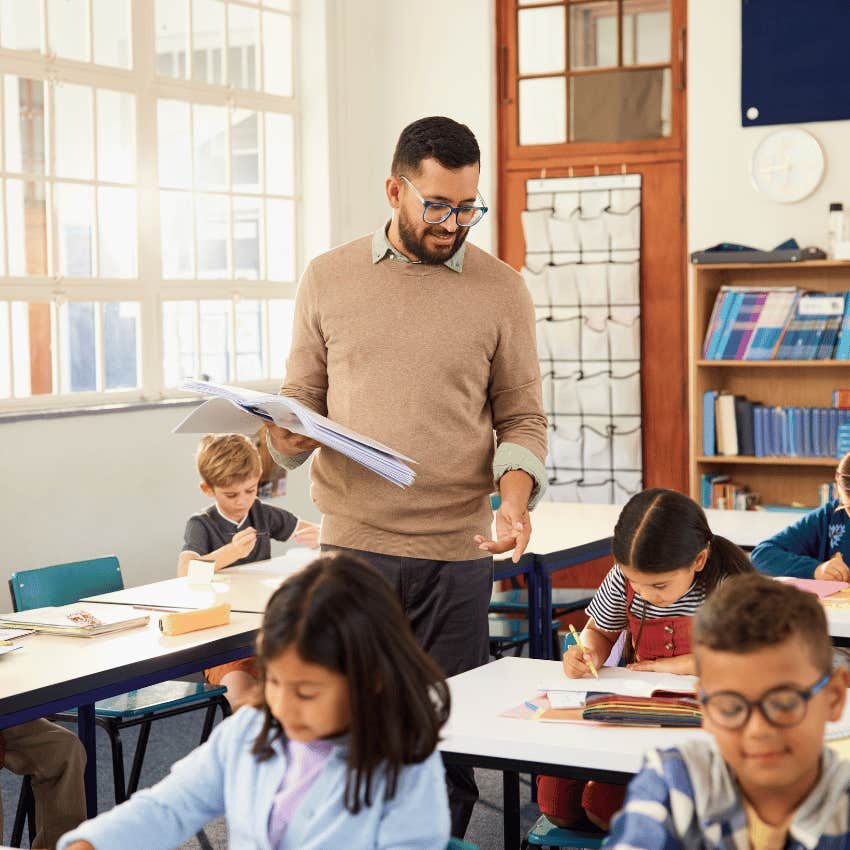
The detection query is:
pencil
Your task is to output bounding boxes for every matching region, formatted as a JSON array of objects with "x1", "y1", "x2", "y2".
[{"x1": 568, "y1": 623, "x2": 599, "y2": 679}]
